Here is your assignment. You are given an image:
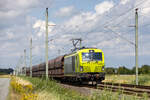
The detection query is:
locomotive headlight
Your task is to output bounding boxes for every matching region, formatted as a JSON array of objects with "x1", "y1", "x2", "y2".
[
  {"x1": 102, "y1": 66, "x2": 105, "y2": 71},
  {"x1": 80, "y1": 66, "x2": 83, "y2": 71}
]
